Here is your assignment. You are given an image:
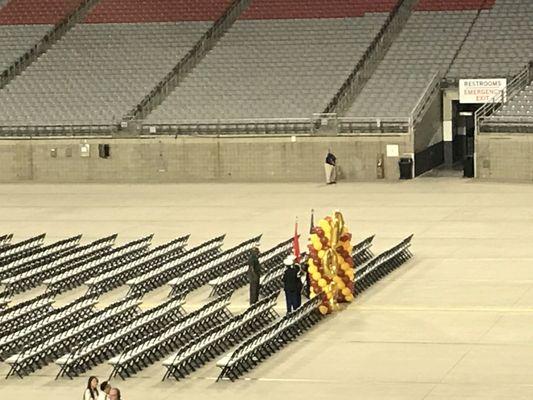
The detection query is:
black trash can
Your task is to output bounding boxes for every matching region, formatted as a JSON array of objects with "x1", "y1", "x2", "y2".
[
  {"x1": 463, "y1": 155, "x2": 474, "y2": 178},
  {"x1": 399, "y1": 157, "x2": 413, "y2": 180}
]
